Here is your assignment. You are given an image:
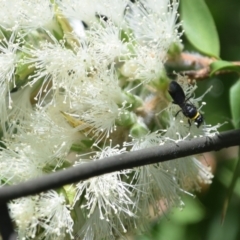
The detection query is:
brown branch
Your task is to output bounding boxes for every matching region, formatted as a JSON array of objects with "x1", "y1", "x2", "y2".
[
  {"x1": 166, "y1": 52, "x2": 240, "y2": 80},
  {"x1": 183, "y1": 68, "x2": 211, "y2": 80},
  {"x1": 180, "y1": 52, "x2": 215, "y2": 68}
]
